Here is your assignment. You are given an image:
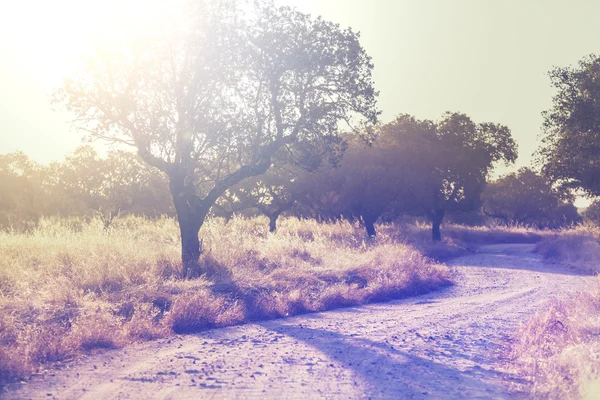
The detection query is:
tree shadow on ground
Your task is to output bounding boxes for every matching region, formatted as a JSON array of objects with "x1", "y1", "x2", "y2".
[{"x1": 259, "y1": 319, "x2": 529, "y2": 399}]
